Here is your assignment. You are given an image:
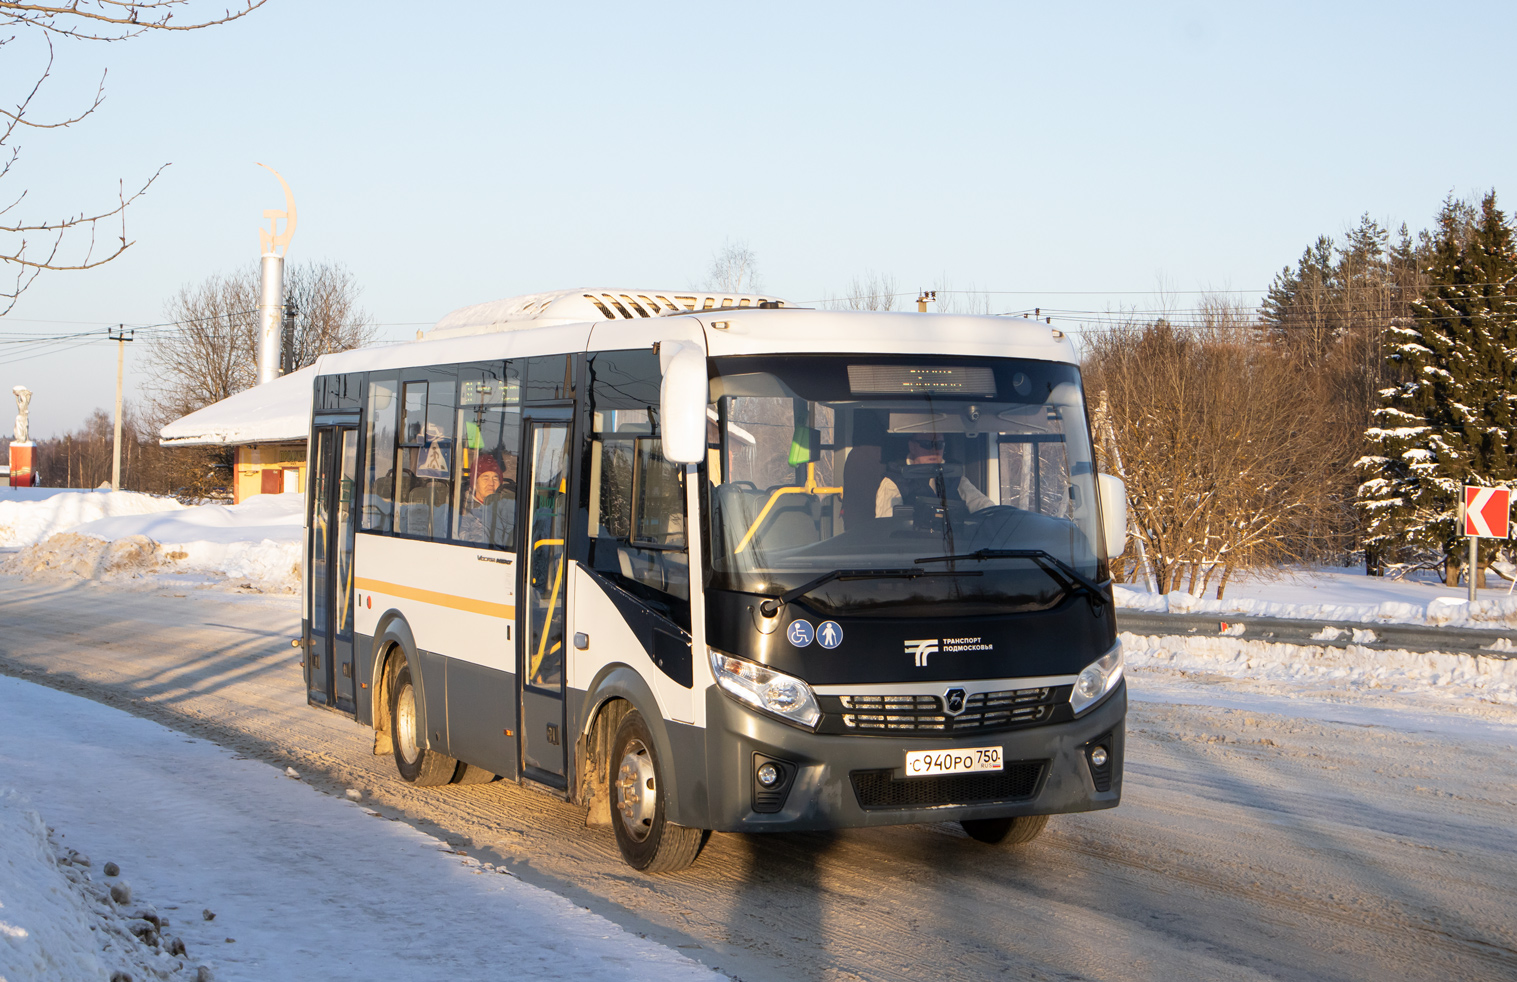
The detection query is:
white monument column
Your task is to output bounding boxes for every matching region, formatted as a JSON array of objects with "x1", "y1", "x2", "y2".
[
  {"x1": 10, "y1": 385, "x2": 33, "y2": 487},
  {"x1": 255, "y1": 163, "x2": 298, "y2": 385}
]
